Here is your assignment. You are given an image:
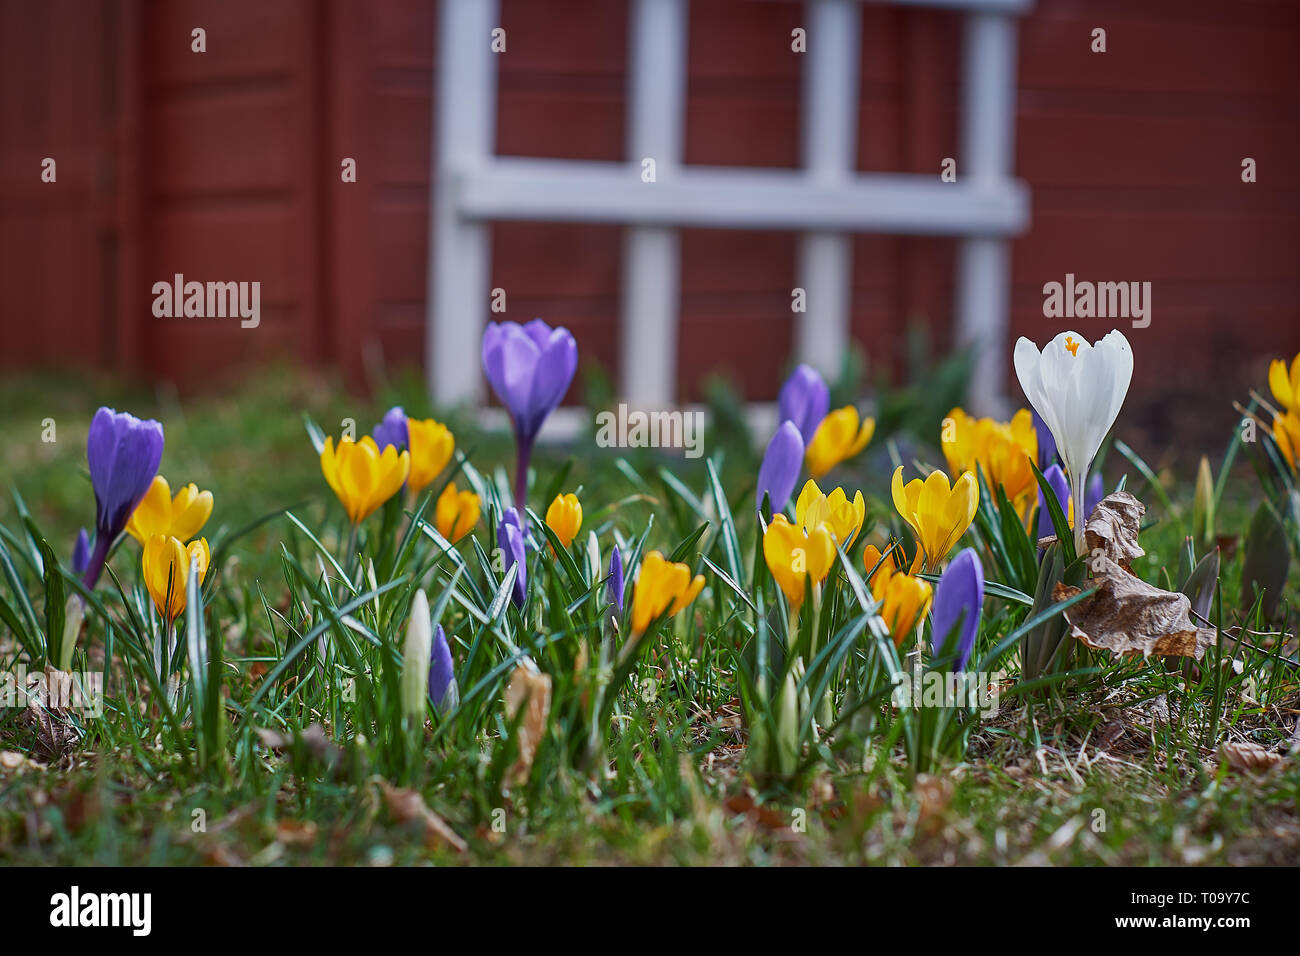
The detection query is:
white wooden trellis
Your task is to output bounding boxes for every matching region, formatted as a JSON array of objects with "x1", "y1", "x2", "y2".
[{"x1": 428, "y1": 0, "x2": 1031, "y2": 417}]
